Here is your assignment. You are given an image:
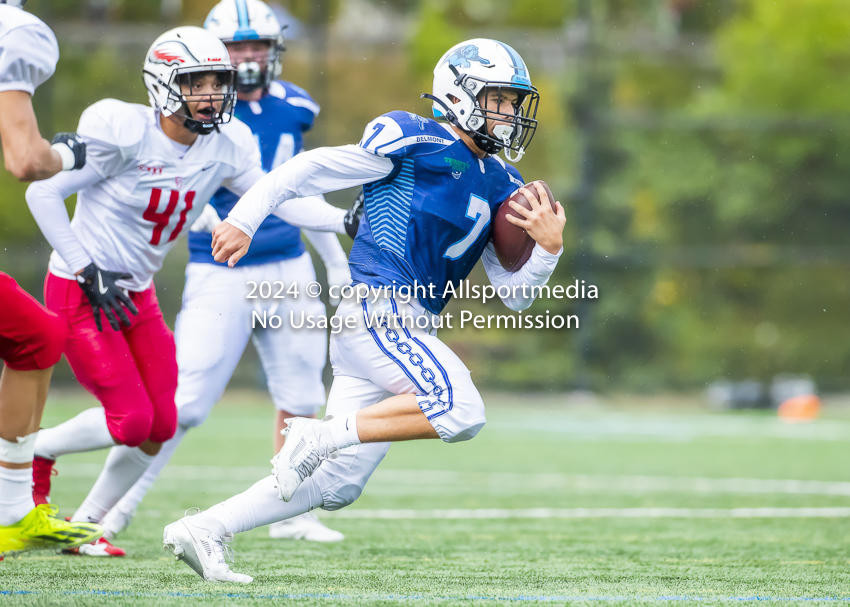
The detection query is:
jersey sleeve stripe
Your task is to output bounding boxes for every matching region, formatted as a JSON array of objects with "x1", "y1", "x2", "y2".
[
  {"x1": 376, "y1": 135, "x2": 454, "y2": 155},
  {"x1": 370, "y1": 136, "x2": 405, "y2": 154},
  {"x1": 286, "y1": 96, "x2": 321, "y2": 115}
]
